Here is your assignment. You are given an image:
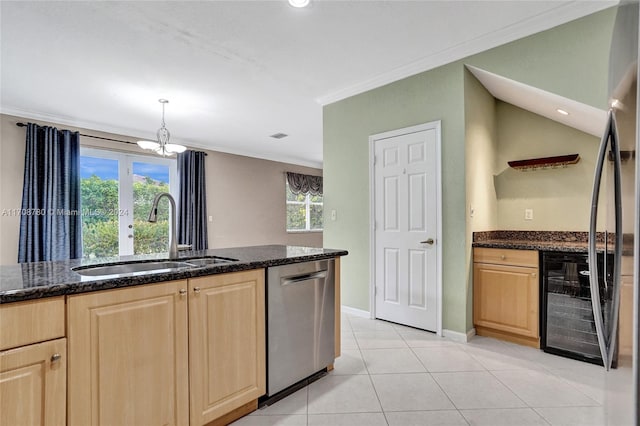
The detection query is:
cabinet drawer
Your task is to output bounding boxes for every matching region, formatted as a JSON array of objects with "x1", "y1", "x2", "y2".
[
  {"x1": 474, "y1": 248, "x2": 538, "y2": 268},
  {"x1": 0, "y1": 297, "x2": 65, "y2": 351}
]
